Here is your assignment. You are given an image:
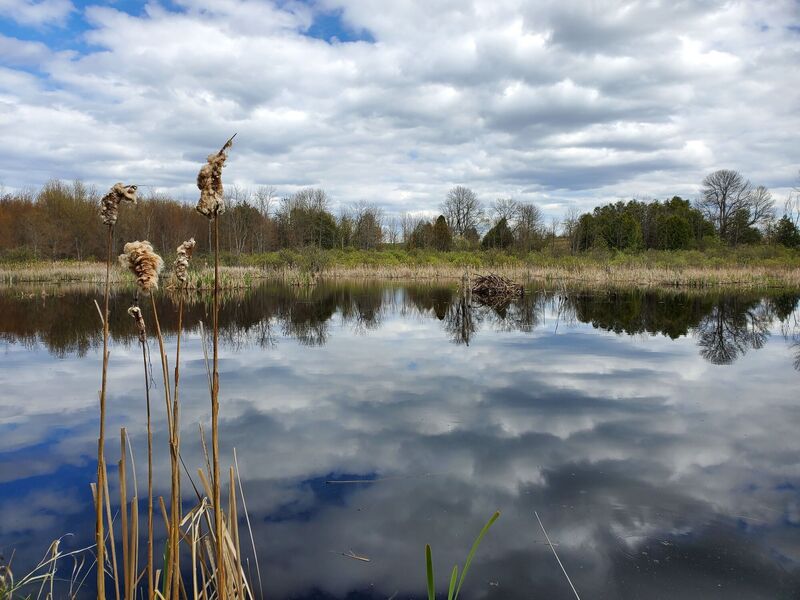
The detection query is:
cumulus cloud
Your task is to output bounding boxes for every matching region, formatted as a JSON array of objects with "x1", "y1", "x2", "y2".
[
  {"x1": 0, "y1": 0, "x2": 798, "y2": 217},
  {"x1": 0, "y1": 0, "x2": 73, "y2": 27}
]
